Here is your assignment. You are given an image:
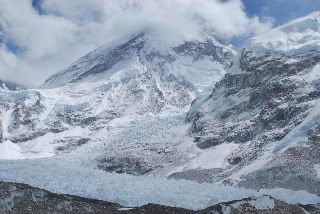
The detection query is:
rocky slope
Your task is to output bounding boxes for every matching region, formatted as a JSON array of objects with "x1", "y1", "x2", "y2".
[
  {"x1": 185, "y1": 12, "x2": 320, "y2": 193},
  {"x1": 1, "y1": 181, "x2": 319, "y2": 214}
]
